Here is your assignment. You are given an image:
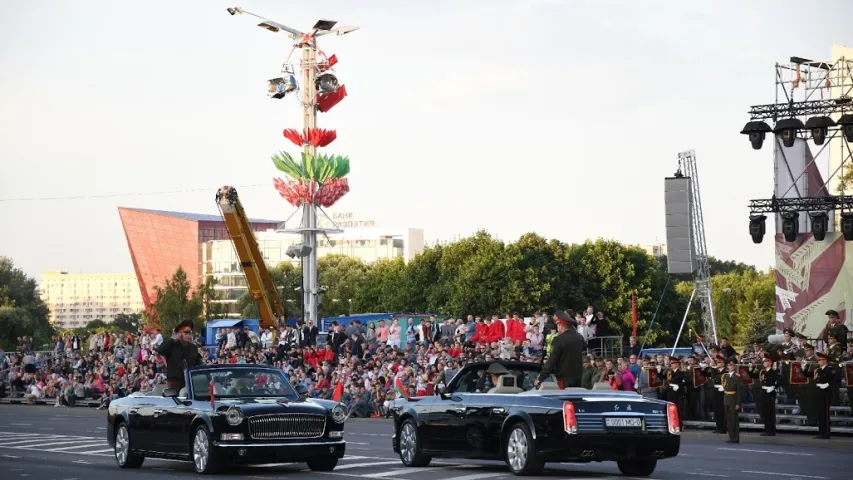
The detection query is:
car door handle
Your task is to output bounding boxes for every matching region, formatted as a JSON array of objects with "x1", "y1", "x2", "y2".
[
  {"x1": 153, "y1": 409, "x2": 166, "y2": 417},
  {"x1": 492, "y1": 407, "x2": 506, "y2": 414},
  {"x1": 454, "y1": 407, "x2": 466, "y2": 414}
]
